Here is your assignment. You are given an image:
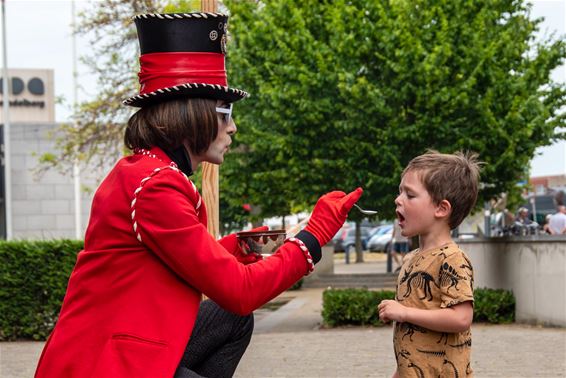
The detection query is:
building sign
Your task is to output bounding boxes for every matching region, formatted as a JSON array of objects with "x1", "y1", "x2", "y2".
[{"x1": 0, "y1": 69, "x2": 54, "y2": 123}]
